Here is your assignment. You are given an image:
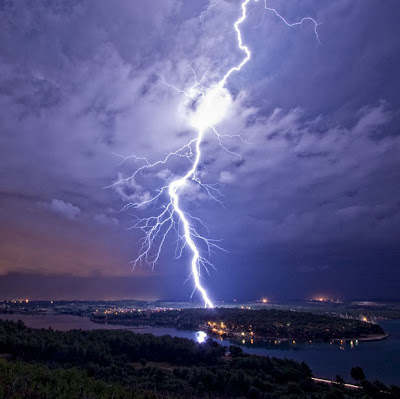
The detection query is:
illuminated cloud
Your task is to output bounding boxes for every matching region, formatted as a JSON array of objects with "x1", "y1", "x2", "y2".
[
  {"x1": 219, "y1": 171, "x2": 236, "y2": 184},
  {"x1": 94, "y1": 214, "x2": 118, "y2": 226},
  {"x1": 41, "y1": 199, "x2": 81, "y2": 220}
]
